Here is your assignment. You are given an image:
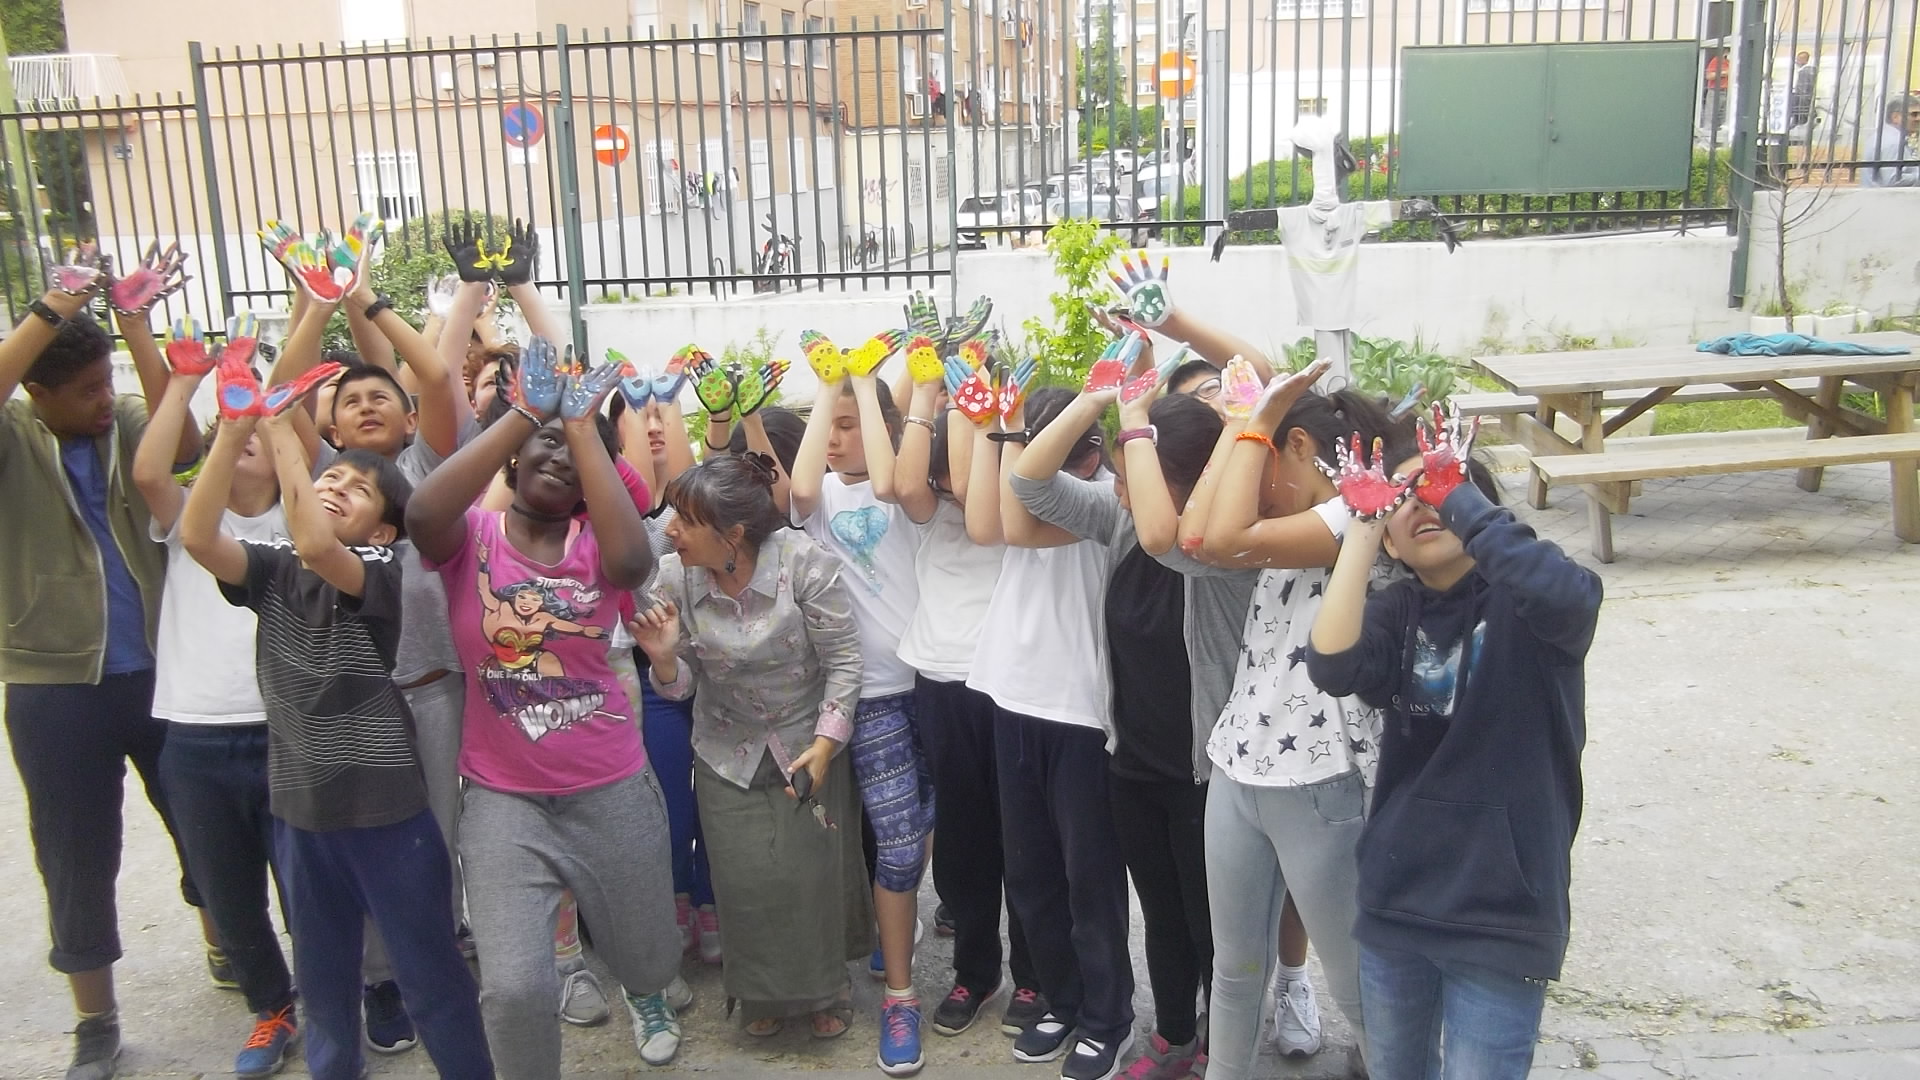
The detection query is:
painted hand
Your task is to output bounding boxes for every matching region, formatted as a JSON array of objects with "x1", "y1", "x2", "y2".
[
  {"x1": 257, "y1": 221, "x2": 303, "y2": 275},
  {"x1": 516, "y1": 335, "x2": 565, "y2": 420},
  {"x1": 496, "y1": 218, "x2": 540, "y2": 286},
  {"x1": 735, "y1": 359, "x2": 788, "y2": 416},
  {"x1": 1250, "y1": 359, "x2": 1332, "y2": 423},
  {"x1": 1109, "y1": 250, "x2": 1172, "y2": 327},
  {"x1": 50, "y1": 244, "x2": 109, "y2": 296},
  {"x1": 1083, "y1": 340, "x2": 1128, "y2": 395},
  {"x1": 1320, "y1": 434, "x2": 1412, "y2": 521},
  {"x1": 263, "y1": 361, "x2": 345, "y2": 418},
  {"x1": 654, "y1": 347, "x2": 696, "y2": 401},
  {"x1": 443, "y1": 220, "x2": 495, "y2": 283},
  {"x1": 799, "y1": 329, "x2": 845, "y2": 383},
  {"x1": 108, "y1": 240, "x2": 191, "y2": 316},
  {"x1": 215, "y1": 350, "x2": 267, "y2": 420},
  {"x1": 1414, "y1": 402, "x2": 1479, "y2": 507},
  {"x1": 903, "y1": 290, "x2": 942, "y2": 337},
  {"x1": 690, "y1": 351, "x2": 737, "y2": 416},
  {"x1": 215, "y1": 312, "x2": 262, "y2": 374},
  {"x1": 948, "y1": 344, "x2": 998, "y2": 426},
  {"x1": 562, "y1": 349, "x2": 628, "y2": 421},
  {"x1": 996, "y1": 345, "x2": 1038, "y2": 423},
  {"x1": 424, "y1": 273, "x2": 462, "y2": 318},
  {"x1": 287, "y1": 238, "x2": 353, "y2": 303},
  {"x1": 164, "y1": 315, "x2": 213, "y2": 377},
  {"x1": 844, "y1": 330, "x2": 903, "y2": 378},
  {"x1": 941, "y1": 295, "x2": 994, "y2": 351},
  {"x1": 613, "y1": 351, "x2": 654, "y2": 409},
  {"x1": 327, "y1": 212, "x2": 384, "y2": 292},
  {"x1": 1120, "y1": 365, "x2": 1163, "y2": 406},
  {"x1": 905, "y1": 334, "x2": 943, "y2": 384},
  {"x1": 1219, "y1": 355, "x2": 1265, "y2": 419}
]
